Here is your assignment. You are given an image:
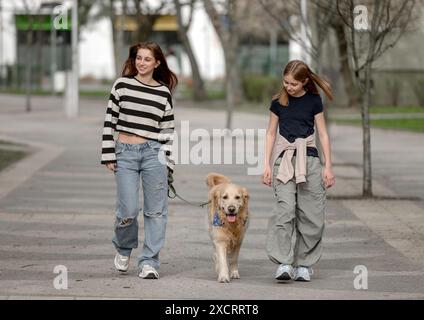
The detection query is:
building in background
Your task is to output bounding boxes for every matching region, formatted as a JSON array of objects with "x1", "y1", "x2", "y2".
[
  {"x1": 13, "y1": 2, "x2": 71, "y2": 91},
  {"x1": 1, "y1": 0, "x2": 290, "y2": 86}
]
